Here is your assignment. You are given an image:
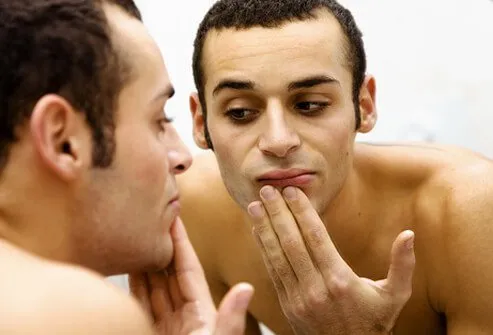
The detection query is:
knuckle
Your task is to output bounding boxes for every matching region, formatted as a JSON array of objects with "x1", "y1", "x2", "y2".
[
  {"x1": 276, "y1": 261, "x2": 292, "y2": 278},
  {"x1": 280, "y1": 236, "x2": 300, "y2": 250},
  {"x1": 327, "y1": 274, "x2": 351, "y2": 298},
  {"x1": 253, "y1": 222, "x2": 269, "y2": 236},
  {"x1": 262, "y1": 235, "x2": 278, "y2": 251},
  {"x1": 305, "y1": 288, "x2": 329, "y2": 308},
  {"x1": 307, "y1": 226, "x2": 326, "y2": 247},
  {"x1": 290, "y1": 298, "x2": 308, "y2": 319}
]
